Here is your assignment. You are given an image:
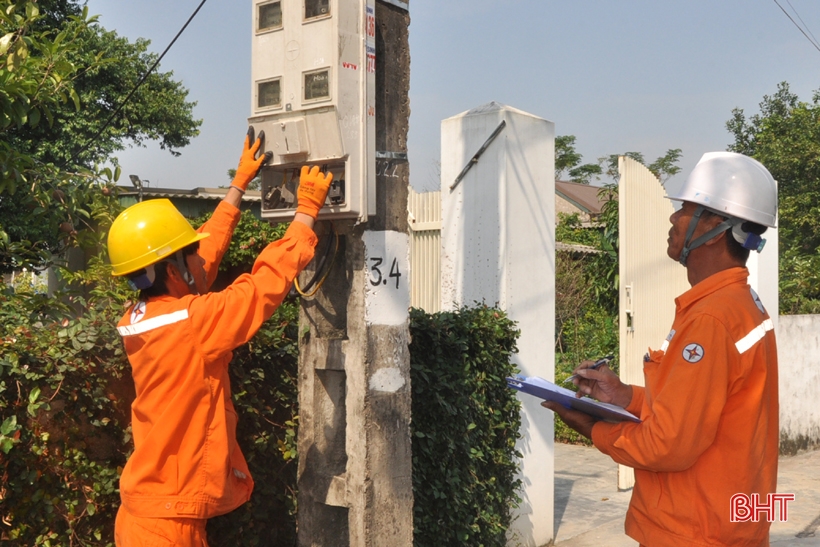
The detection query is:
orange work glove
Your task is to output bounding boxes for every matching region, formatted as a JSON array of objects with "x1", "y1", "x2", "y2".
[
  {"x1": 232, "y1": 126, "x2": 273, "y2": 192},
  {"x1": 296, "y1": 166, "x2": 333, "y2": 219}
]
